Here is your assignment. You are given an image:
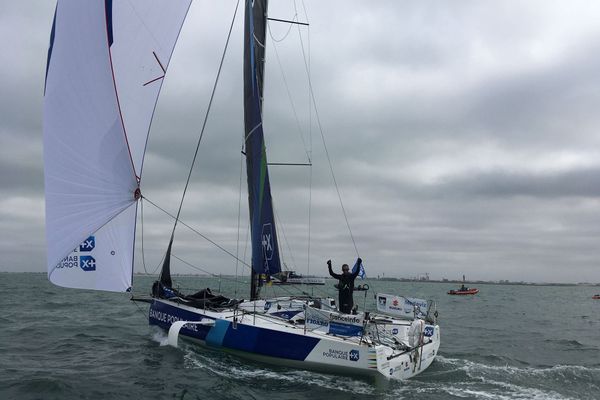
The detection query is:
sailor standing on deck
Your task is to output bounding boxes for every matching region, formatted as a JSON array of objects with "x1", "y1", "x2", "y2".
[{"x1": 327, "y1": 258, "x2": 361, "y2": 314}]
